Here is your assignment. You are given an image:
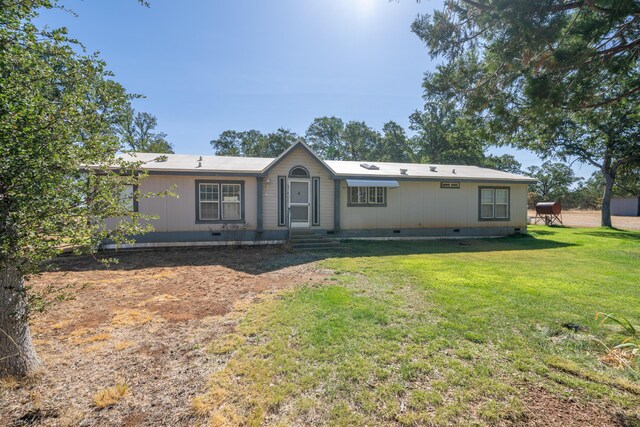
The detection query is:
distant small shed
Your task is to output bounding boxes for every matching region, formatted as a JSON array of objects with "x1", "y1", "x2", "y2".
[{"x1": 611, "y1": 197, "x2": 640, "y2": 217}]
